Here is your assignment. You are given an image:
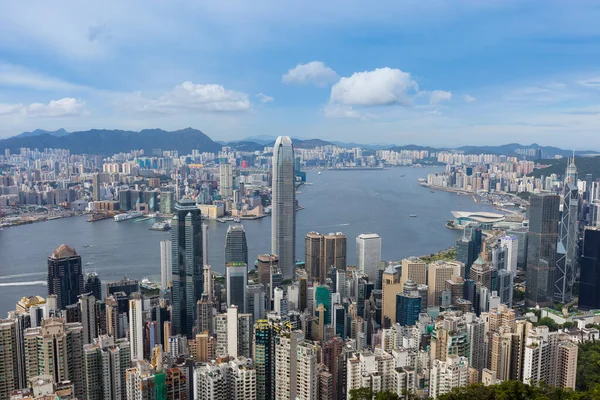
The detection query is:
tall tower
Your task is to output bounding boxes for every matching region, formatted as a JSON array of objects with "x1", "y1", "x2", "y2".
[
  {"x1": 160, "y1": 240, "x2": 172, "y2": 290},
  {"x1": 225, "y1": 224, "x2": 249, "y2": 265},
  {"x1": 171, "y1": 199, "x2": 203, "y2": 337},
  {"x1": 219, "y1": 162, "x2": 233, "y2": 197},
  {"x1": 129, "y1": 296, "x2": 144, "y2": 361},
  {"x1": 47, "y1": 244, "x2": 84, "y2": 310},
  {"x1": 84, "y1": 272, "x2": 102, "y2": 300},
  {"x1": 526, "y1": 193, "x2": 560, "y2": 306},
  {"x1": 226, "y1": 262, "x2": 248, "y2": 313},
  {"x1": 356, "y1": 233, "x2": 382, "y2": 281},
  {"x1": 0, "y1": 320, "x2": 18, "y2": 399},
  {"x1": 271, "y1": 136, "x2": 296, "y2": 279}
]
